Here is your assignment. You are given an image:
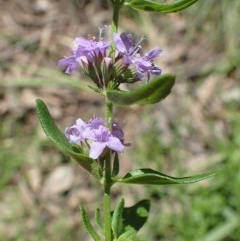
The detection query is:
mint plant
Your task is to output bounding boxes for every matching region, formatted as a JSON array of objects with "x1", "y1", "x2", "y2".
[{"x1": 36, "y1": 0, "x2": 216, "y2": 240}]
